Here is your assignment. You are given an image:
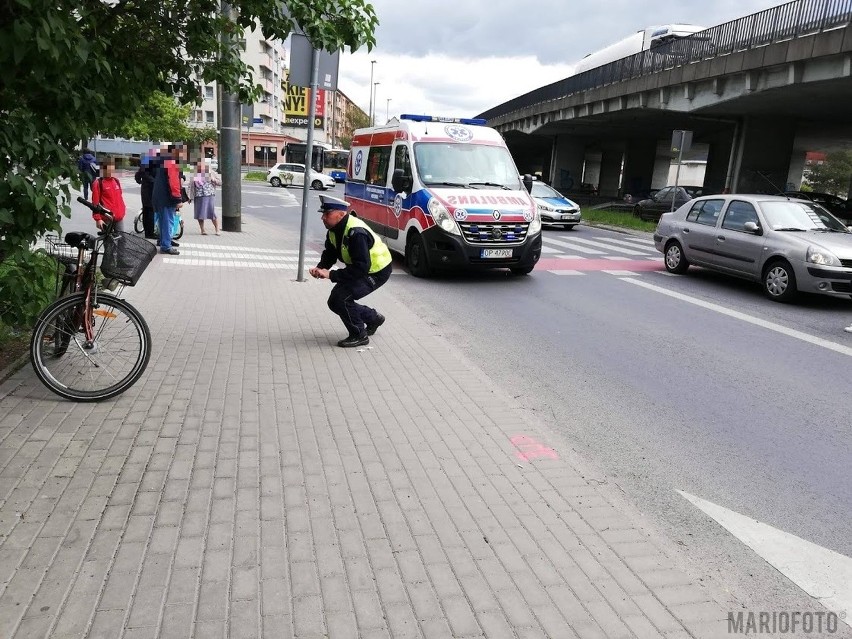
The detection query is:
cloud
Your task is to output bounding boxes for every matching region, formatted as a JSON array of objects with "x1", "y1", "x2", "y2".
[{"x1": 333, "y1": 0, "x2": 782, "y2": 119}]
